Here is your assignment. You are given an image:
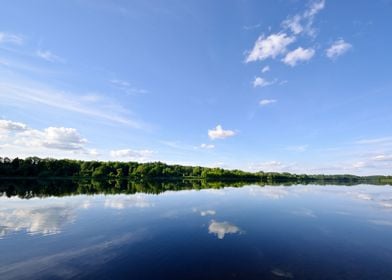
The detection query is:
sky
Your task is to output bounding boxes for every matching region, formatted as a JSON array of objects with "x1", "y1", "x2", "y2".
[{"x1": 0, "y1": 0, "x2": 392, "y2": 175}]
